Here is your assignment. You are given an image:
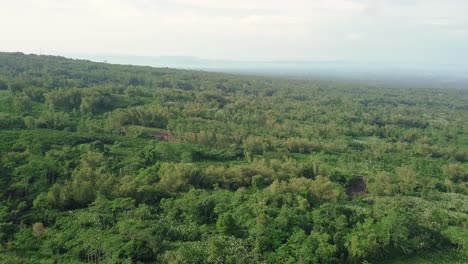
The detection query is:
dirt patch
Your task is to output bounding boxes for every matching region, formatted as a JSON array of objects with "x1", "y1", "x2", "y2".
[
  {"x1": 346, "y1": 177, "x2": 367, "y2": 197},
  {"x1": 153, "y1": 131, "x2": 174, "y2": 141}
]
